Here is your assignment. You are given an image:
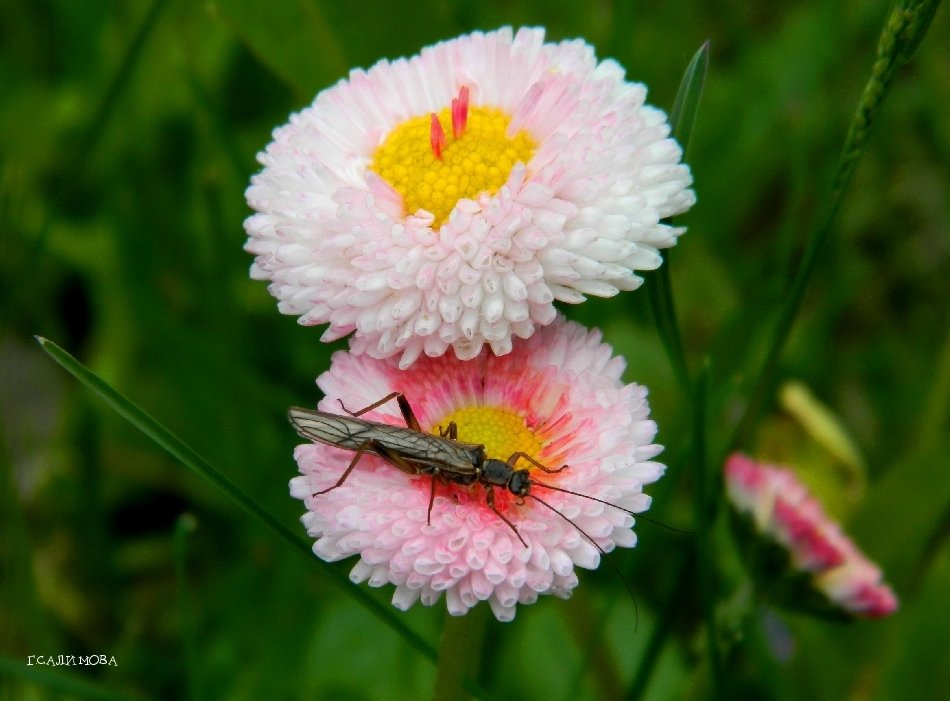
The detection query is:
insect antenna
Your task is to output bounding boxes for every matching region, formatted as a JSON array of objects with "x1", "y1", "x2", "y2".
[
  {"x1": 524, "y1": 492, "x2": 641, "y2": 631},
  {"x1": 531, "y1": 481, "x2": 691, "y2": 535}
]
